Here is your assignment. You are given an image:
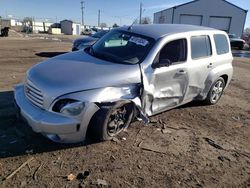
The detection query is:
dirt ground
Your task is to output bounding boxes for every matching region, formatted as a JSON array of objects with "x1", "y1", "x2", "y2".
[{"x1": 0, "y1": 35, "x2": 249, "y2": 188}]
